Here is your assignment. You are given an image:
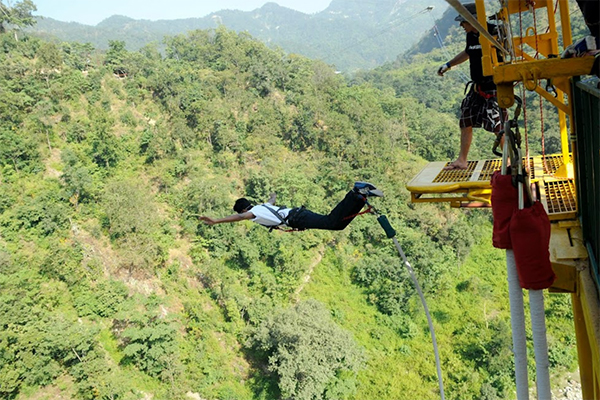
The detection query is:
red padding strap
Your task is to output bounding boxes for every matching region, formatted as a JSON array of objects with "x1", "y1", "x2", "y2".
[
  {"x1": 342, "y1": 205, "x2": 373, "y2": 221},
  {"x1": 510, "y1": 202, "x2": 555, "y2": 290},
  {"x1": 491, "y1": 171, "x2": 518, "y2": 249},
  {"x1": 477, "y1": 85, "x2": 496, "y2": 99}
]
